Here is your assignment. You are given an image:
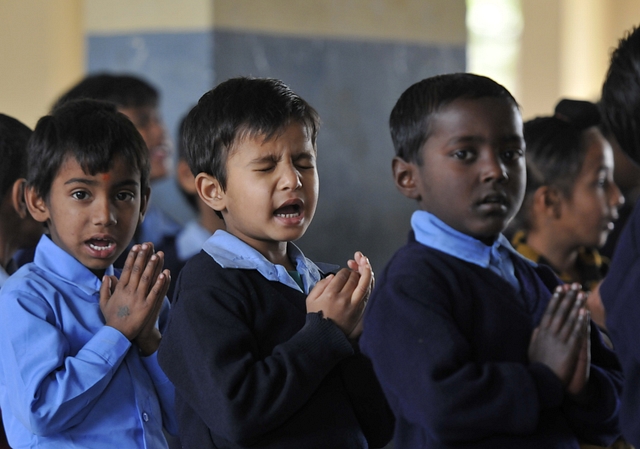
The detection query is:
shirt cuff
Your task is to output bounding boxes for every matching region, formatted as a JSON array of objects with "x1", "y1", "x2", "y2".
[{"x1": 86, "y1": 326, "x2": 131, "y2": 366}]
